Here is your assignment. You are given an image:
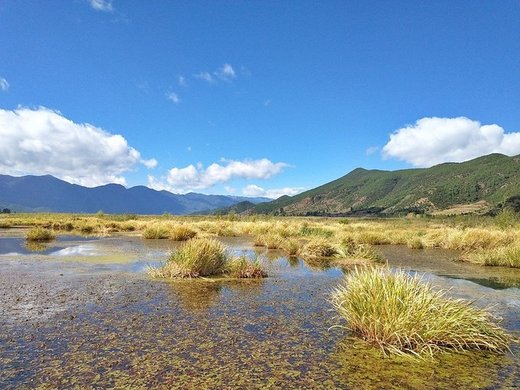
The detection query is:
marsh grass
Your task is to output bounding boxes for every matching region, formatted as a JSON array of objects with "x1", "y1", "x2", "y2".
[
  {"x1": 148, "y1": 238, "x2": 267, "y2": 279},
  {"x1": 226, "y1": 256, "x2": 267, "y2": 278},
  {"x1": 464, "y1": 246, "x2": 520, "y2": 268},
  {"x1": 281, "y1": 238, "x2": 301, "y2": 257},
  {"x1": 170, "y1": 225, "x2": 197, "y2": 241},
  {"x1": 26, "y1": 227, "x2": 55, "y2": 242},
  {"x1": 331, "y1": 267, "x2": 513, "y2": 357},
  {"x1": 303, "y1": 239, "x2": 338, "y2": 258},
  {"x1": 143, "y1": 225, "x2": 171, "y2": 239}
]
